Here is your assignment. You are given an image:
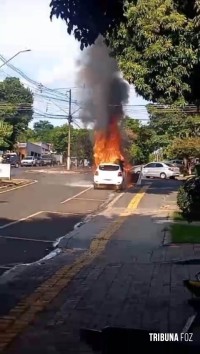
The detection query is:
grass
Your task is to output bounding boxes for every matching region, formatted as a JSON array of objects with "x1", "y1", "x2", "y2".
[
  {"x1": 171, "y1": 224, "x2": 200, "y2": 243},
  {"x1": 172, "y1": 211, "x2": 200, "y2": 222}
]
